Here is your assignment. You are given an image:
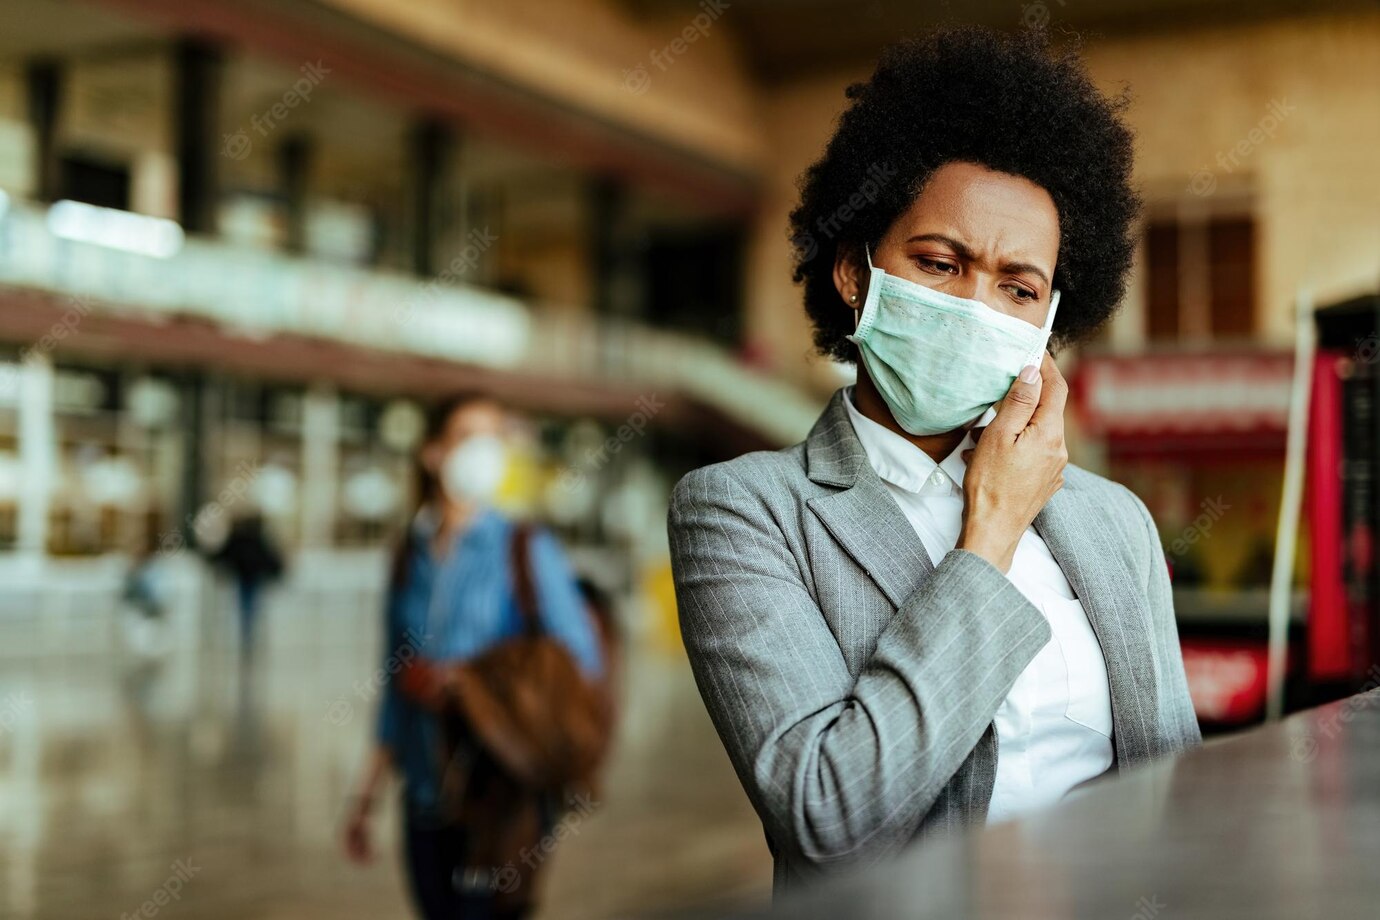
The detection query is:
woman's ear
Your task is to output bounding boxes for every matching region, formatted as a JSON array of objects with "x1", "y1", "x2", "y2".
[{"x1": 833, "y1": 242, "x2": 867, "y2": 312}]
